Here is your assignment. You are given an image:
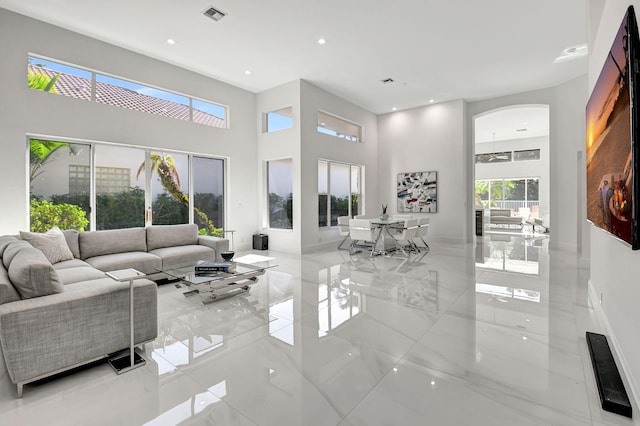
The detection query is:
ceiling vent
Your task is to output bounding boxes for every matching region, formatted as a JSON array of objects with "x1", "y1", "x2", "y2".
[
  {"x1": 203, "y1": 6, "x2": 226, "y2": 21},
  {"x1": 516, "y1": 128, "x2": 528, "y2": 132},
  {"x1": 381, "y1": 78, "x2": 395, "y2": 85}
]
